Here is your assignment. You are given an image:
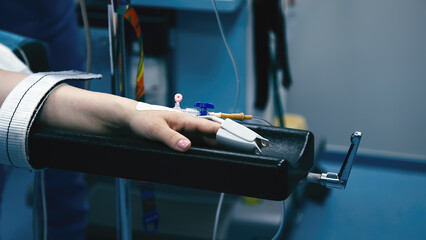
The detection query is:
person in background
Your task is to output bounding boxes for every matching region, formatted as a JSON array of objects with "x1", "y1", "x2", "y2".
[{"x1": 0, "y1": 1, "x2": 96, "y2": 238}]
